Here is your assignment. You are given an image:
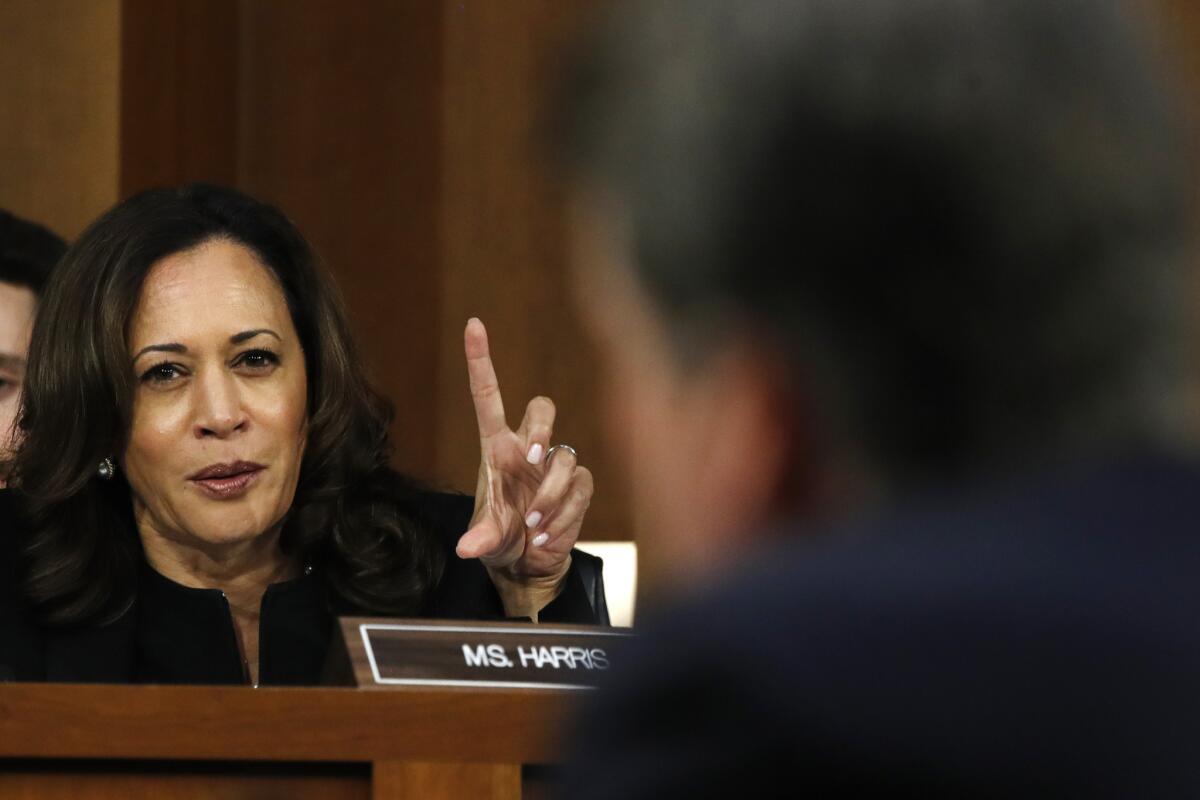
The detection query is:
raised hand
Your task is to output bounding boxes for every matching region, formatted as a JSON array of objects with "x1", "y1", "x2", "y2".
[{"x1": 455, "y1": 318, "x2": 593, "y2": 615}]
